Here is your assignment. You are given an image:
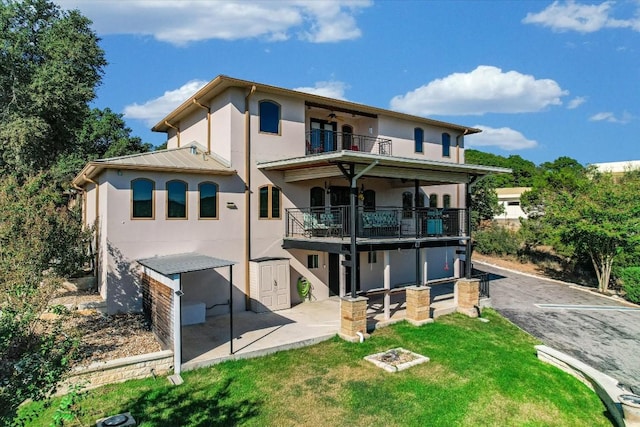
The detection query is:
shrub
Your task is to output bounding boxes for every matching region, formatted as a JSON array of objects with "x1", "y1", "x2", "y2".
[
  {"x1": 618, "y1": 267, "x2": 640, "y2": 303},
  {"x1": 474, "y1": 223, "x2": 522, "y2": 256}
]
